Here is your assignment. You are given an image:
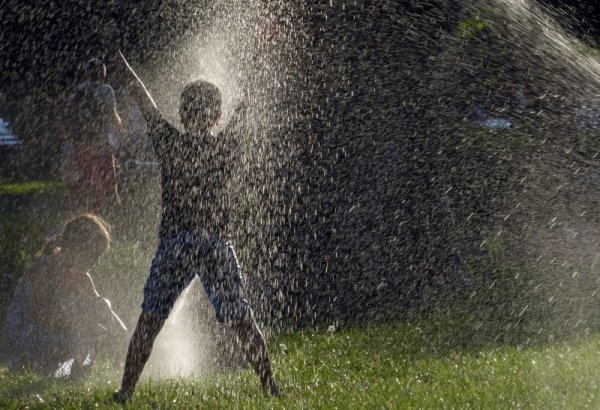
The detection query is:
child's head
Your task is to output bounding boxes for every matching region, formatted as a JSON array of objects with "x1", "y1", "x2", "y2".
[
  {"x1": 179, "y1": 80, "x2": 222, "y2": 134},
  {"x1": 44, "y1": 214, "x2": 111, "y2": 271},
  {"x1": 85, "y1": 58, "x2": 107, "y2": 83}
]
